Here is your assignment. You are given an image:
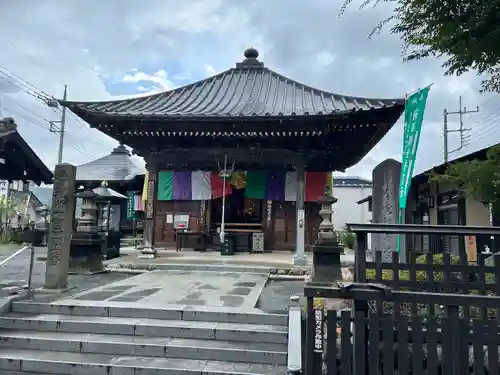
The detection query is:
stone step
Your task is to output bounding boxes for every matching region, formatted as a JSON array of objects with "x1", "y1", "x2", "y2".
[
  {"x1": 0, "y1": 348, "x2": 286, "y2": 375},
  {"x1": 12, "y1": 301, "x2": 288, "y2": 326},
  {"x1": 0, "y1": 371, "x2": 52, "y2": 375},
  {"x1": 0, "y1": 330, "x2": 287, "y2": 365},
  {"x1": 108, "y1": 262, "x2": 277, "y2": 275},
  {"x1": 0, "y1": 313, "x2": 288, "y2": 344}
]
